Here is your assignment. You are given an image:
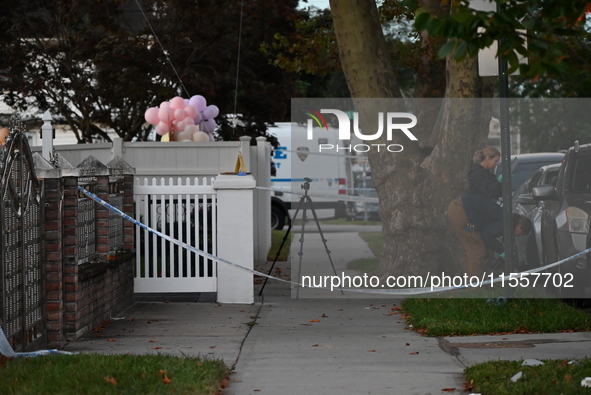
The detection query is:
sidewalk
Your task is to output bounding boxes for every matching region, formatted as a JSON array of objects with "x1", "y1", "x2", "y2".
[{"x1": 65, "y1": 229, "x2": 591, "y2": 395}]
